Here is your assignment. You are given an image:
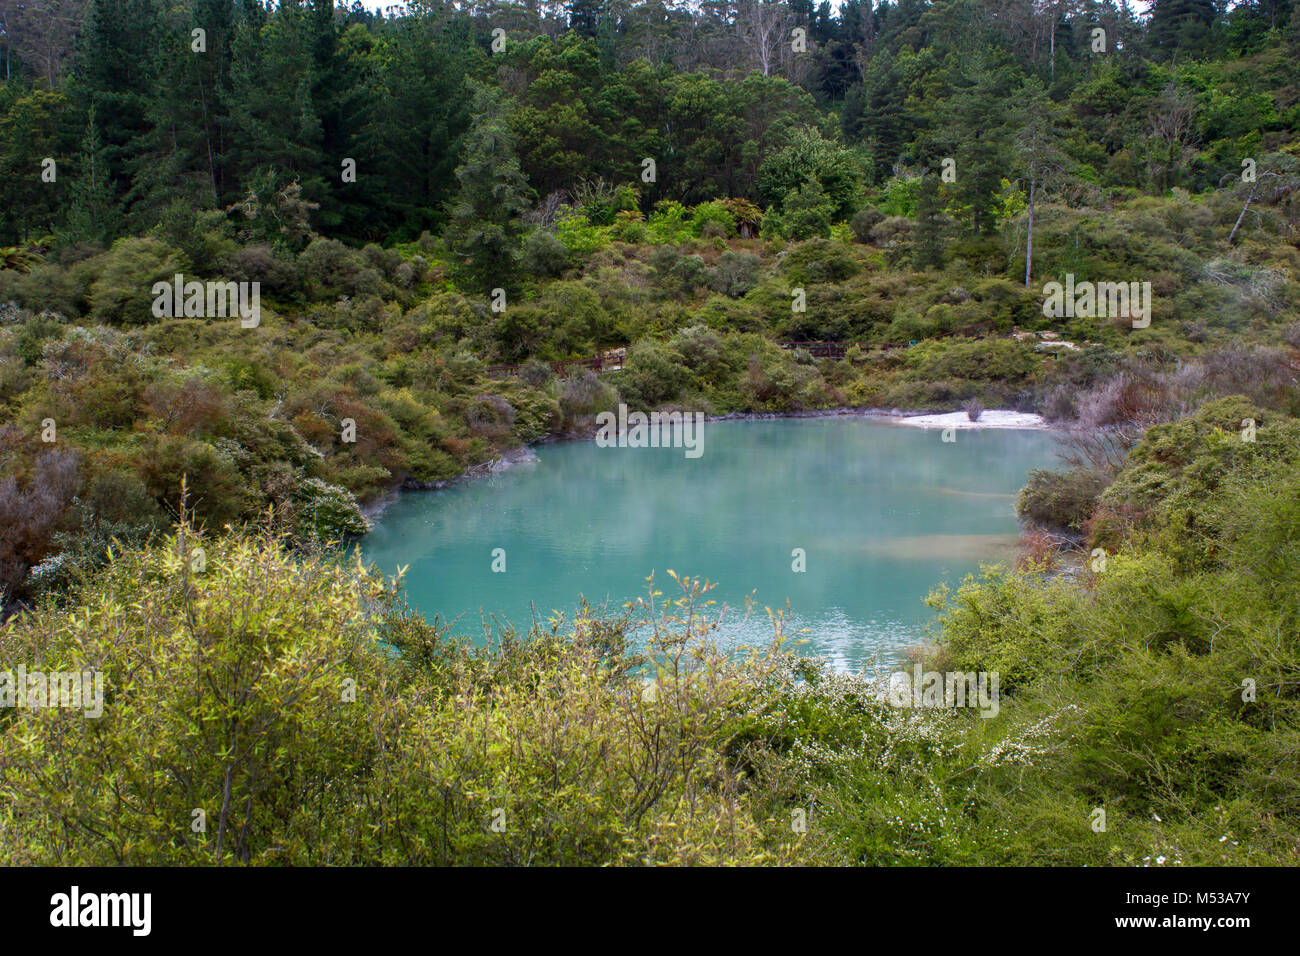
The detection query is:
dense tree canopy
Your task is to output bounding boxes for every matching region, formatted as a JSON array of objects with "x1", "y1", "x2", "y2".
[{"x1": 0, "y1": 0, "x2": 1294, "y2": 245}]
